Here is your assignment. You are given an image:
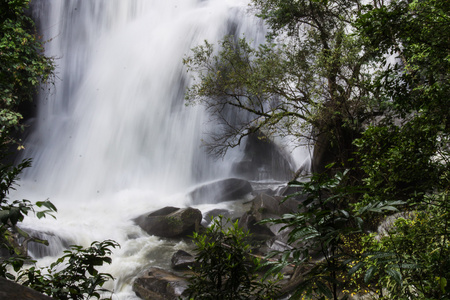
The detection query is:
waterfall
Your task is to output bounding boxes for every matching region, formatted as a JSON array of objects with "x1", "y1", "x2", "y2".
[
  {"x1": 24, "y1": 0, "x2": 264, "y2": 200},
  {"x1": 12, "y1": 0, "x2": 266, "y2": 298}
]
